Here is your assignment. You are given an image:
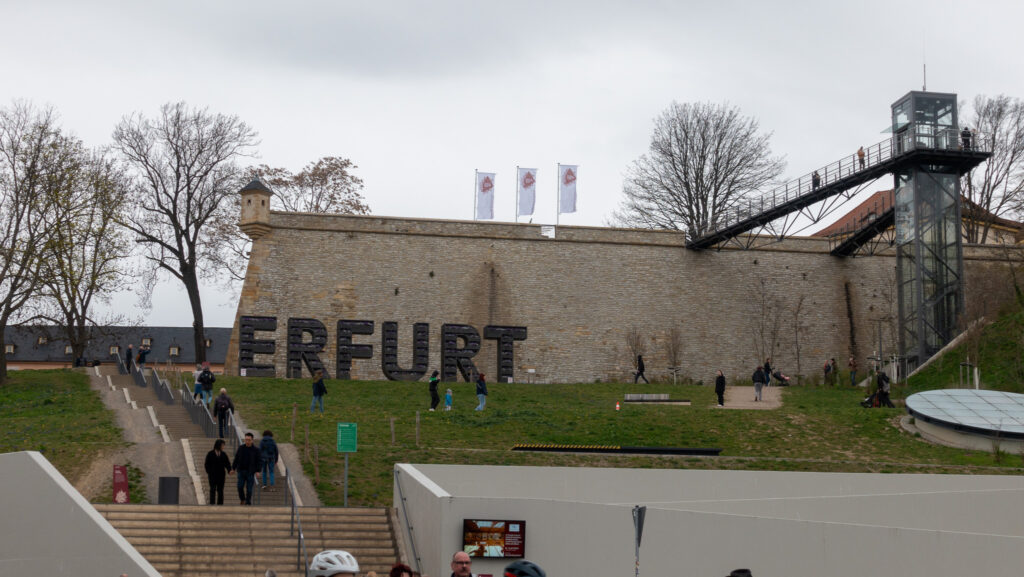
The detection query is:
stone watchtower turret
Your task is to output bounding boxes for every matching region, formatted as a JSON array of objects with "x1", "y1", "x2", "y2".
[{"x1": 239, "y1": 177, "x2": 274, "y2": 239}]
